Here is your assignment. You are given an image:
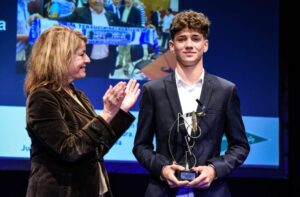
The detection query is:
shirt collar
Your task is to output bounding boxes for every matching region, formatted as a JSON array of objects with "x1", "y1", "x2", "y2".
[
  {"x1": 89, "y1": 7, "x2": 106, "y2": 15},
  {"x1": 175, "y1": 69, "x2": 204, "y2": 87}
]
